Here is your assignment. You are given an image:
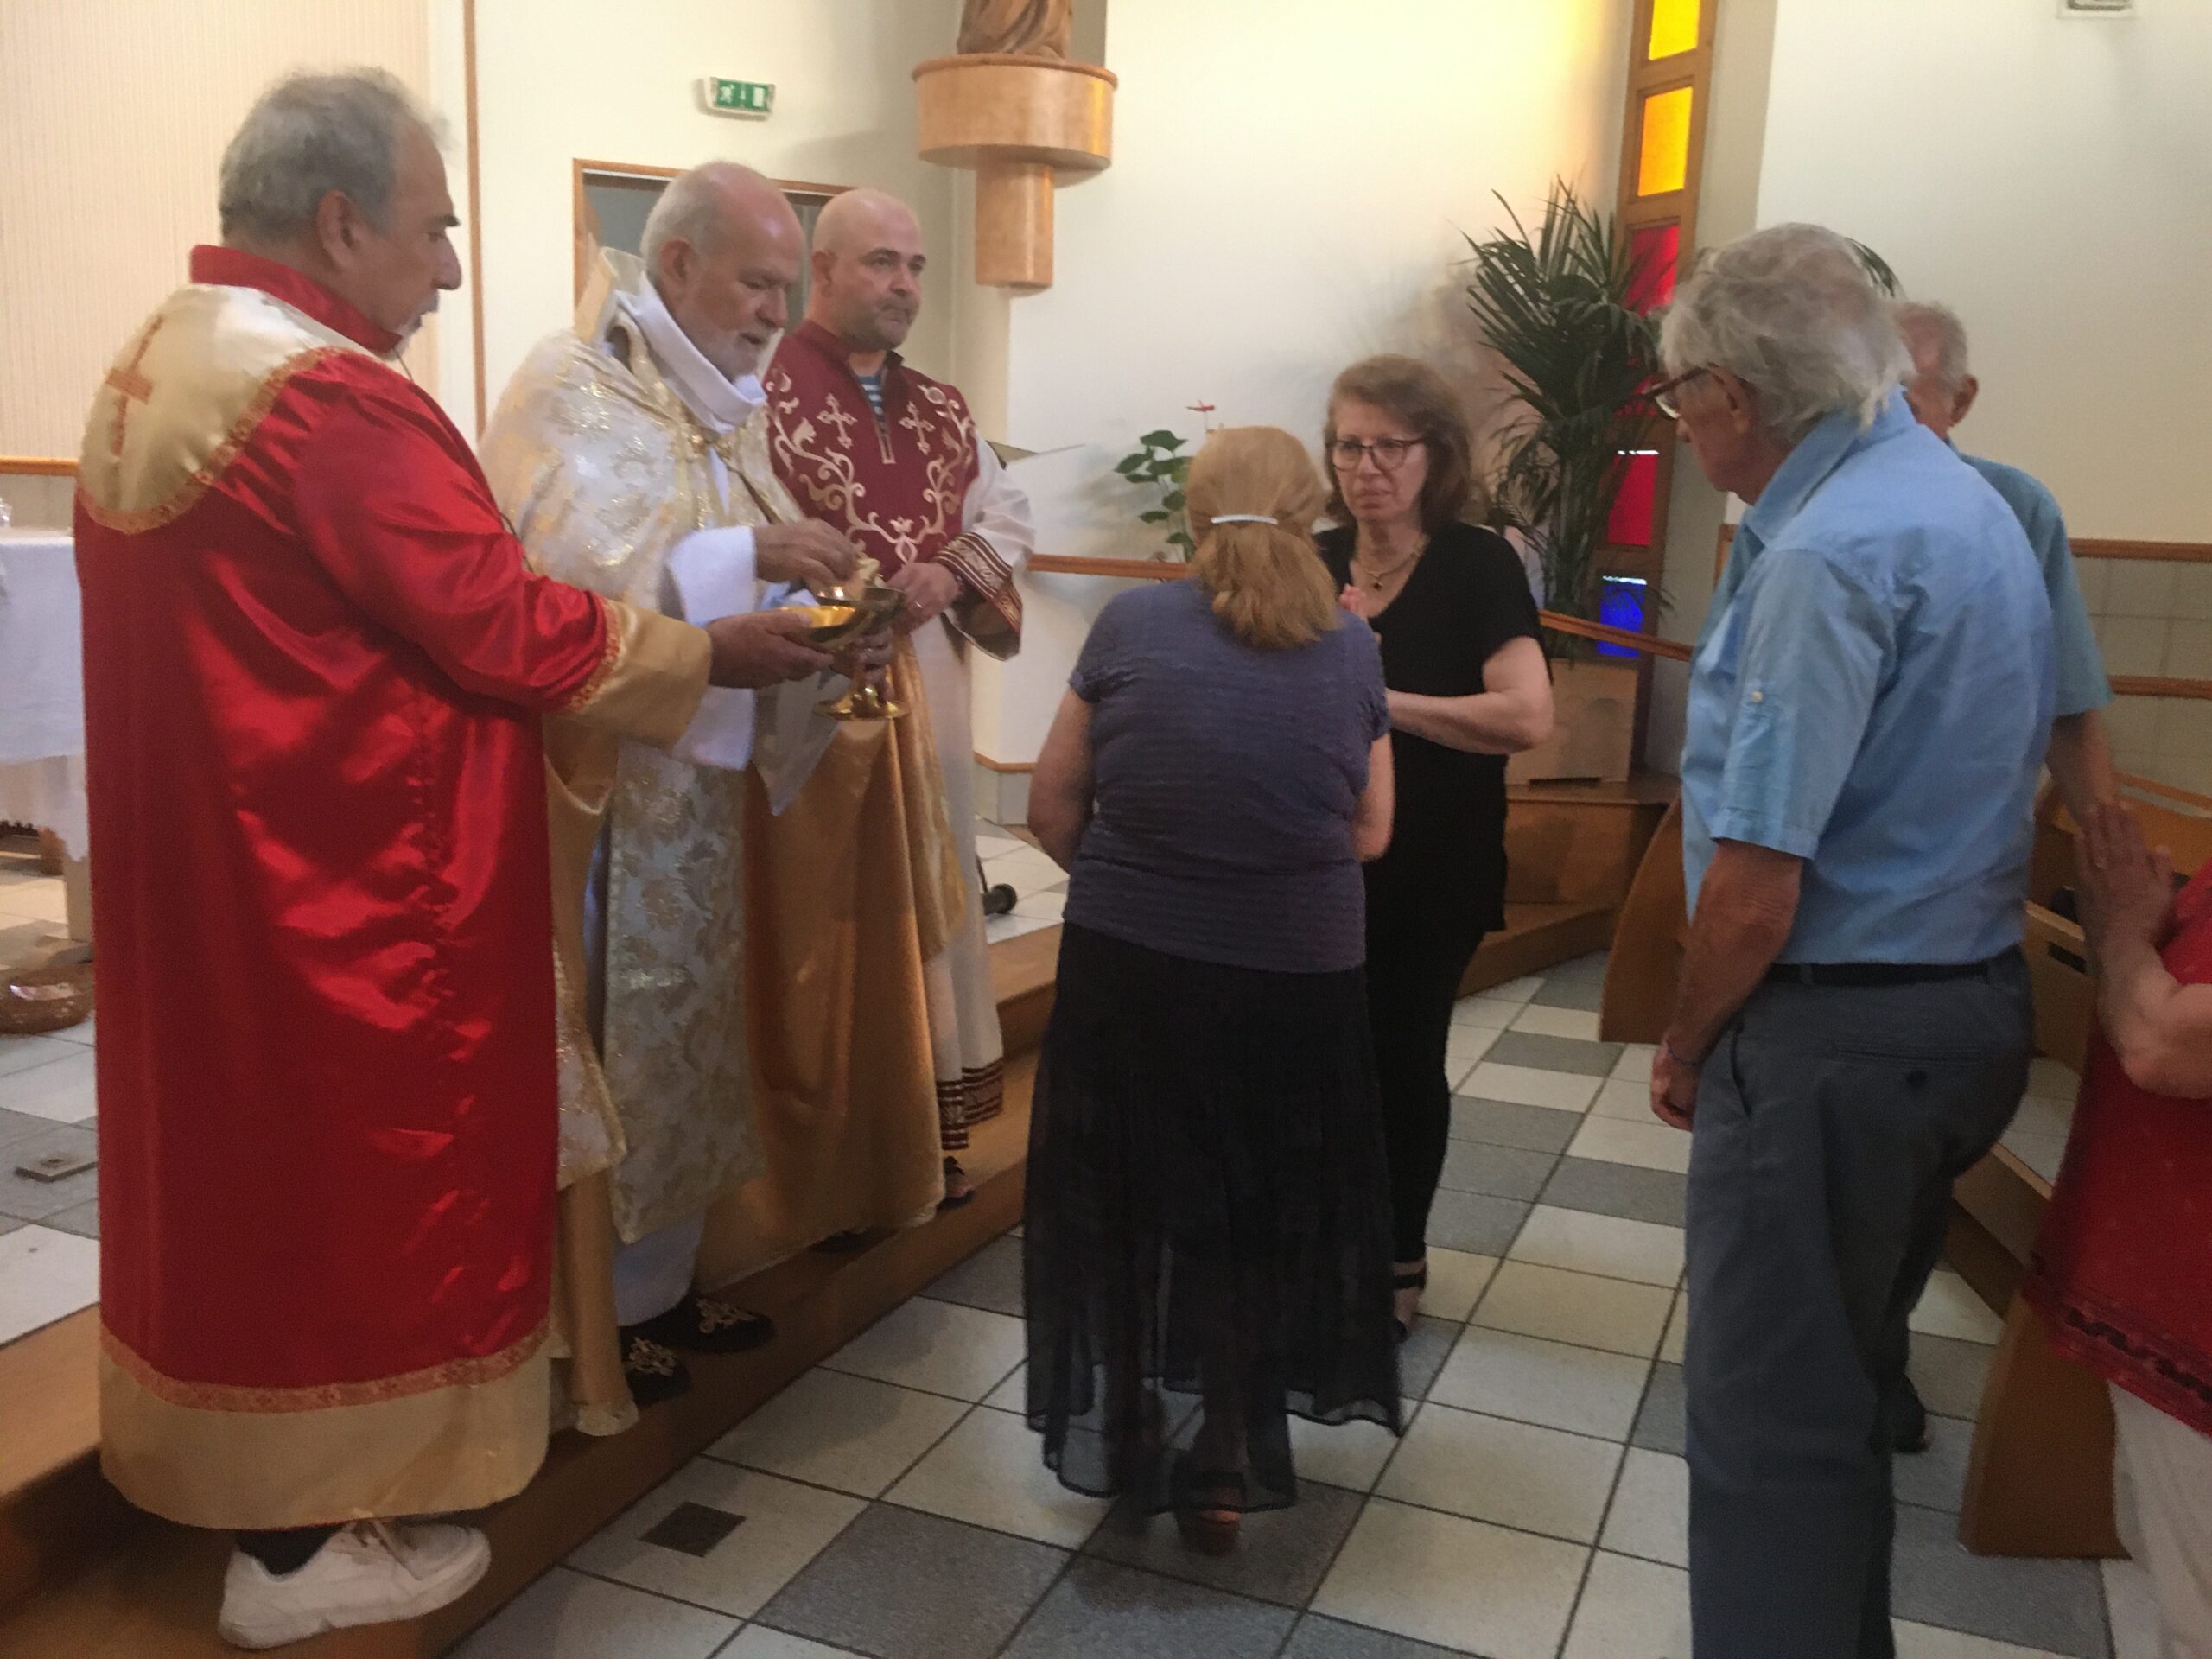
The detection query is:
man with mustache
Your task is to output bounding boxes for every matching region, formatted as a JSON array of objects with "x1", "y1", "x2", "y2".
[
  {"x1": 74, "y1": 73, "x2": 786, "y2": 1647},
  {"x1": 723, "y1": 188, "x2": 1030, "y2": 1271}
]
